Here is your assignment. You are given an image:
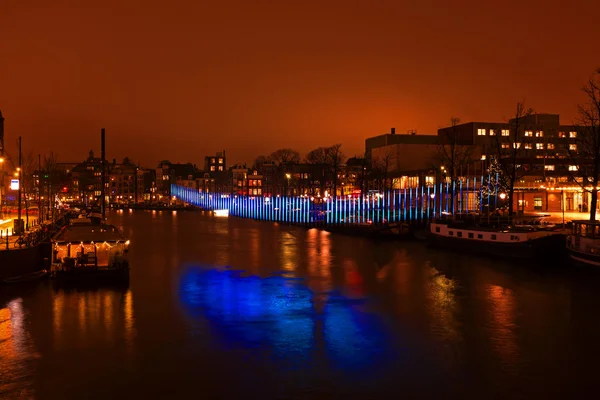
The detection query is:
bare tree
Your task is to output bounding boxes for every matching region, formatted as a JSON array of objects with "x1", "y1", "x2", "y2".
[
  {"x1": 270, "y1": 148, "x2": 300, "y2": 166},
  {"x1": 20, "y1": 152, "x2": 37, "y2": 226},
  {"x1": 373, "y1": 149, "x2": 396, "y2": 192},
  {"x1": 251, "y1": 155, "x2": 271, "y2": 173},
  {"x1": 568, "y1": 68, "x2": 600, "y2": 221},
  {"x1": 305, "y1": 147, "x2": 328, "y2": 164},
  {"x1": 43, "y1": 152, "x2": 59, "y2": 220},
  {"x1": 325, "y1": 144, "x2": 345, "y2": 196},
  {"x1": 494, "y1": 102, "x2": 534, "y2": 217},
  {"x1": 438, "y1": 117, "x2": 473, "y2": 212},
  {"x1": 305, "y1": 147, "x2": 329, "y2": 195}
]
